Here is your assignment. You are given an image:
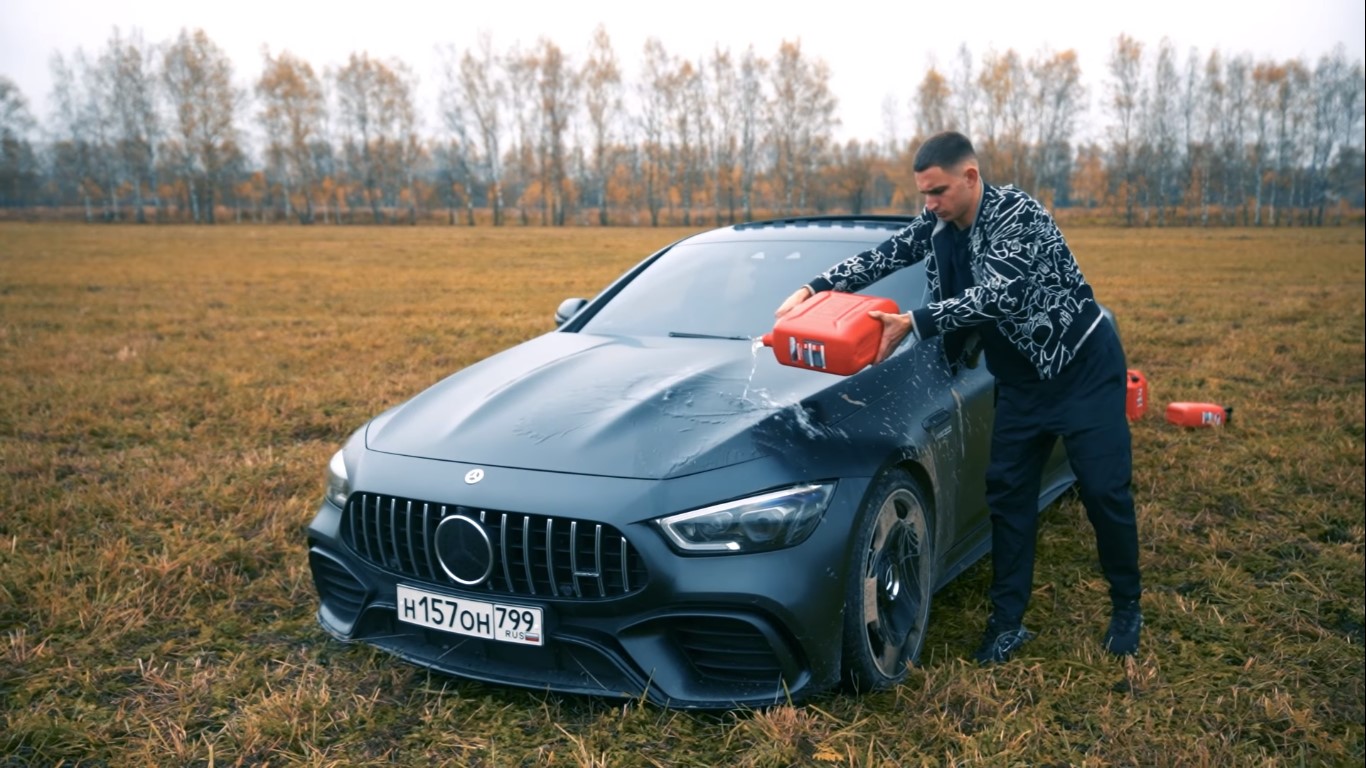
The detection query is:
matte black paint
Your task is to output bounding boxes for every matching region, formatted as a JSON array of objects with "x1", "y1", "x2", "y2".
[{"x1": 306, "y1": 218, "x2": 1077, "y2": 708}]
